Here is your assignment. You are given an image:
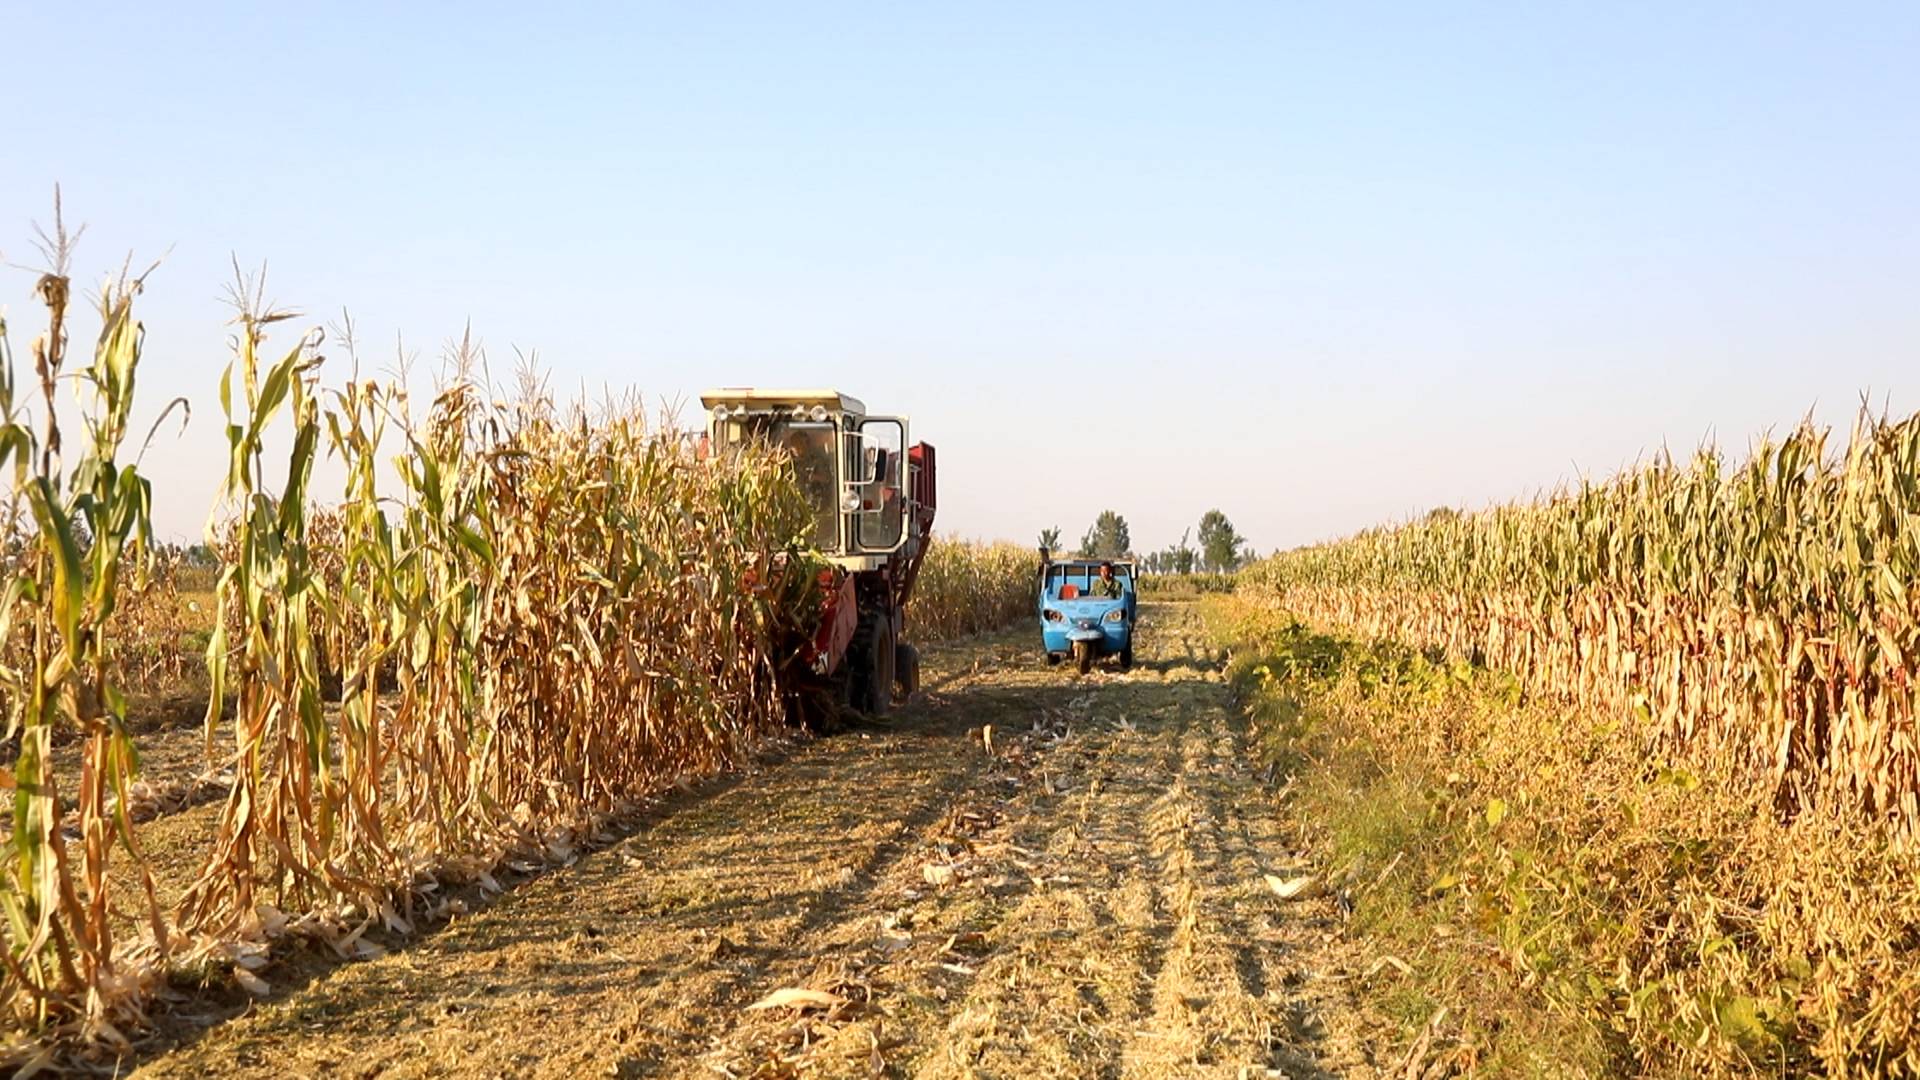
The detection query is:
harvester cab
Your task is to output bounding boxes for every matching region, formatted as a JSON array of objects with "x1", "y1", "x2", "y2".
[{"x1": 701, "y1": 389, "x2": 937, "y2": 719}]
